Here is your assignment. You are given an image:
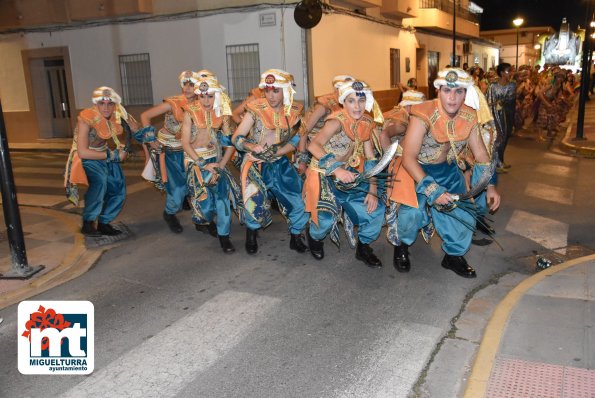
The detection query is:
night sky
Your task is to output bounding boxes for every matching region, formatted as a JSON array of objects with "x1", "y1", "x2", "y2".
[{"x1": 474, "y1": 0, "x2": 591, "y2": 31}]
